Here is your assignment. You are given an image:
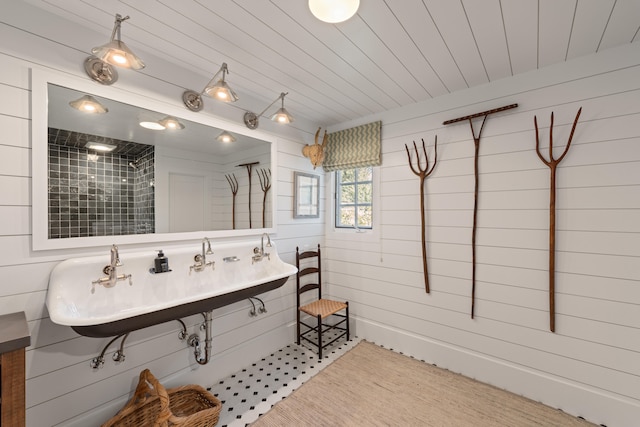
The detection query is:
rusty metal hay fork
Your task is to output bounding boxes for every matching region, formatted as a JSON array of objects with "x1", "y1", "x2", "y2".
[
  {"x1": 225, "y1": 173, "x2": 239, "y2": 229},
  {"x1": 258, "y1": 168, "x2": 271, "y2": 228},
  {"x1": 405, "y1": 137, "x2": 438, "y2": 293},
  {"x1": 534, "y1": 107, "x2": 582, "y2": 332}
]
